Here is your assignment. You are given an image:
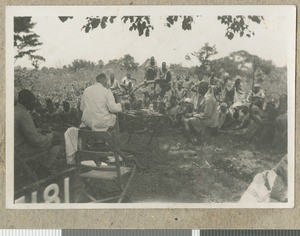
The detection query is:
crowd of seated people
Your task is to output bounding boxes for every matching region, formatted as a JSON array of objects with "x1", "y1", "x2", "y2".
[
  {"x1": 14, "y1": 58, "x2": 288, "y2": 184},
  {"x1": 20, "y1": 59, "x2": 287, "y2": 152},
  {"x1": 141, "y1": 66, "x2": 287, "y2": 152}
]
